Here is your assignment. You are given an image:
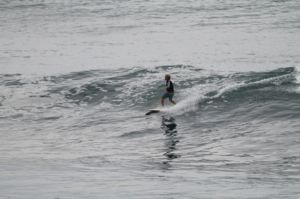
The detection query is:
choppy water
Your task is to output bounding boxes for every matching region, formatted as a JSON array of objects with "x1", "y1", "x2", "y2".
[
  {"x1": 1, "y1": 0, "x2": 300, "y2": 199},
  {"x1": 1, "y1": 0, "x2": 300, "y2": 74}
]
